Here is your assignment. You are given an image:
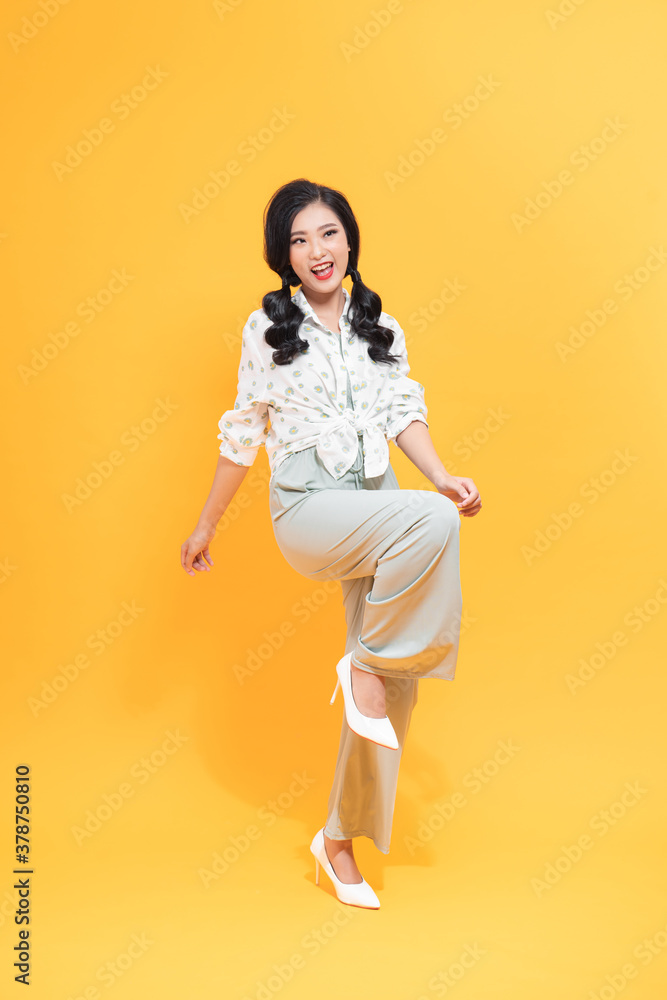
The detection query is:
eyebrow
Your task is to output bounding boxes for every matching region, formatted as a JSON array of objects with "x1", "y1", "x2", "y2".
[{"x1": 290, "y1": 223, "x2": 340, "y2": 236}]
